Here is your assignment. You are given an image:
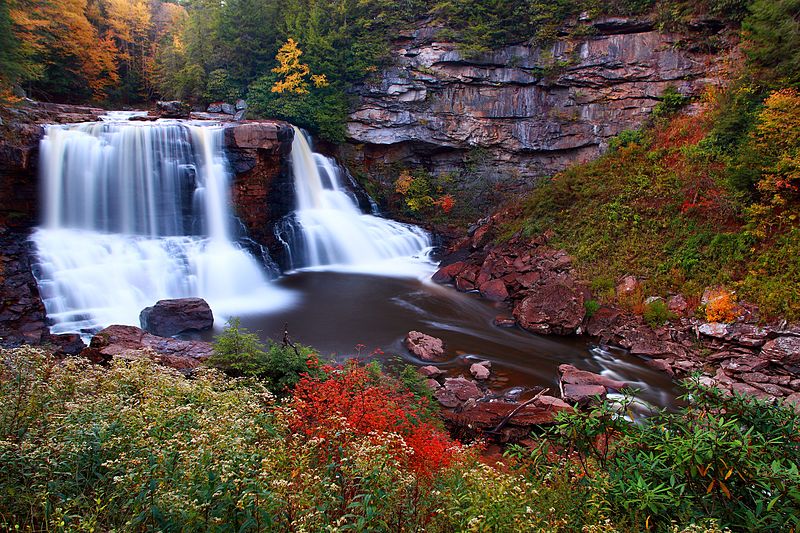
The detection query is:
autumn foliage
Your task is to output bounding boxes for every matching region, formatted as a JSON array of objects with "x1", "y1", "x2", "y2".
[
  {"x1": 705, "y1": 288, "x2": 739, "y2": 323},
  {"x1": 271, "y1": 38, "x2": 328, "y2": 95},
  {"x1": 289, "y1": 361, "x2": 462, "y2": 479}
]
